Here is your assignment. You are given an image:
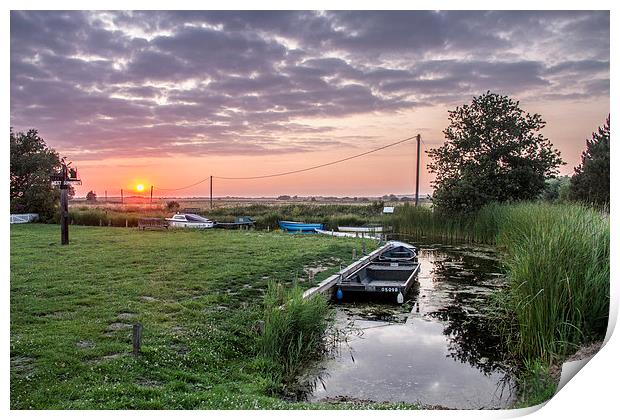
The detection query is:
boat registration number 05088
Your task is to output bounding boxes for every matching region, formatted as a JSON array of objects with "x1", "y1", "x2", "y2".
[{"x1": 381, "y1": 287, "x2": 399, "y2": 293}]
